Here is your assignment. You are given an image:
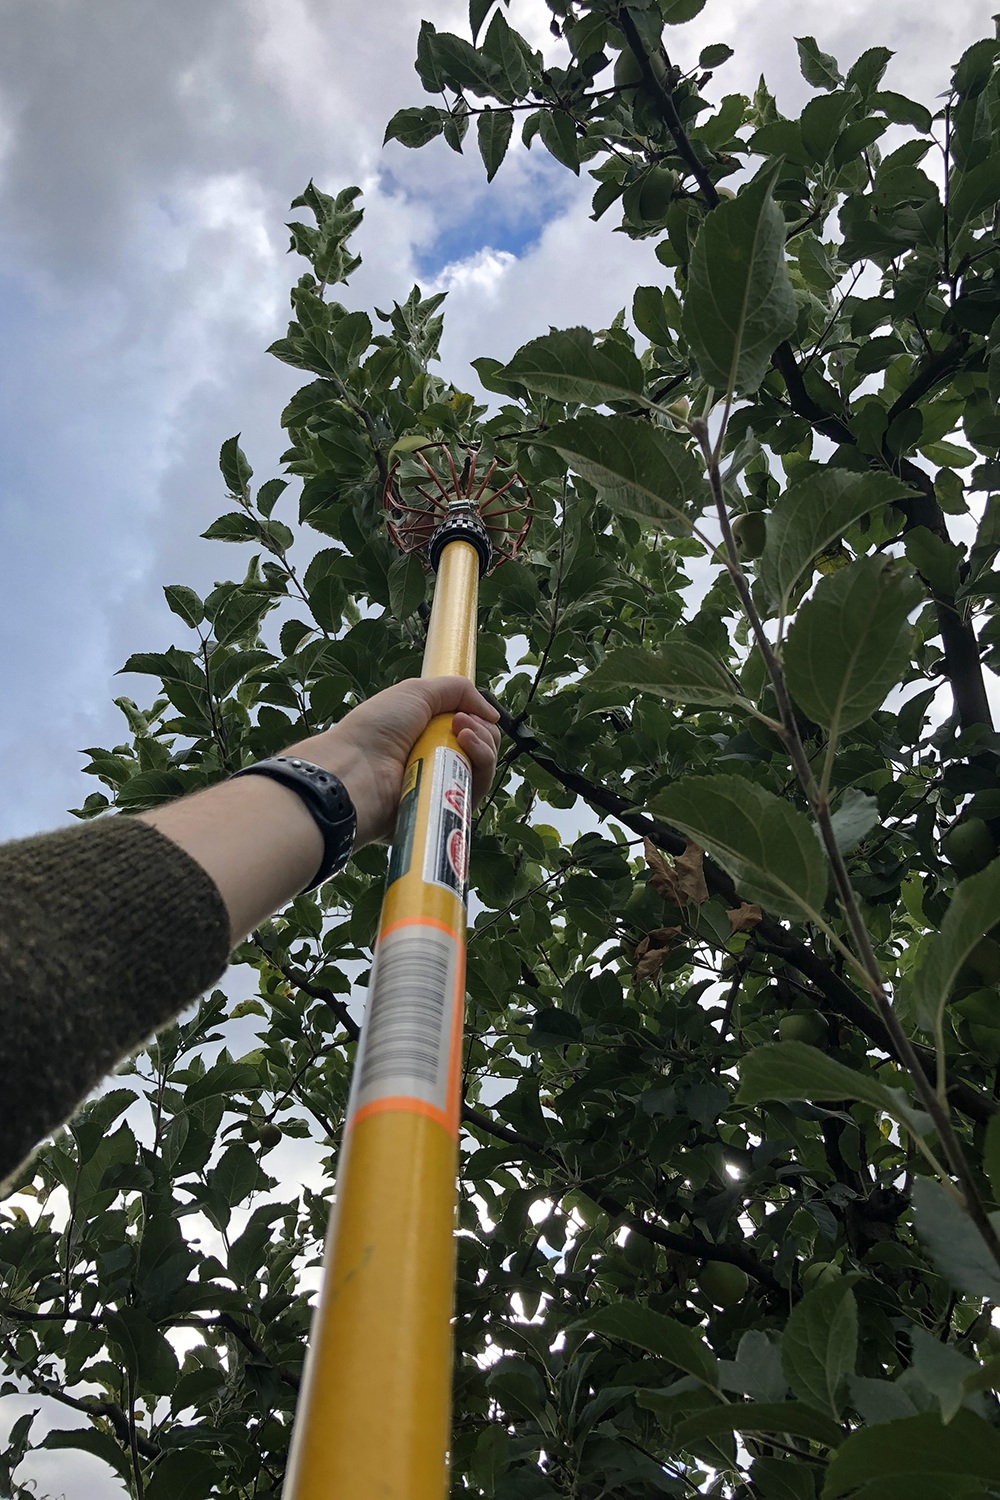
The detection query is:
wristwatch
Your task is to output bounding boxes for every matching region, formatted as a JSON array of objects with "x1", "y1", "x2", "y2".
[{"x1": 229, "y1": 756, "x2": 357, "y2": 893}]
